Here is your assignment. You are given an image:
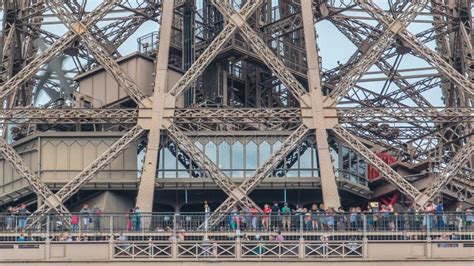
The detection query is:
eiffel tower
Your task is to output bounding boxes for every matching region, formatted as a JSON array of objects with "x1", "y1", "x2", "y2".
[{"x1": 0, "y1": 0, "x2": 472, "y2": 228}]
